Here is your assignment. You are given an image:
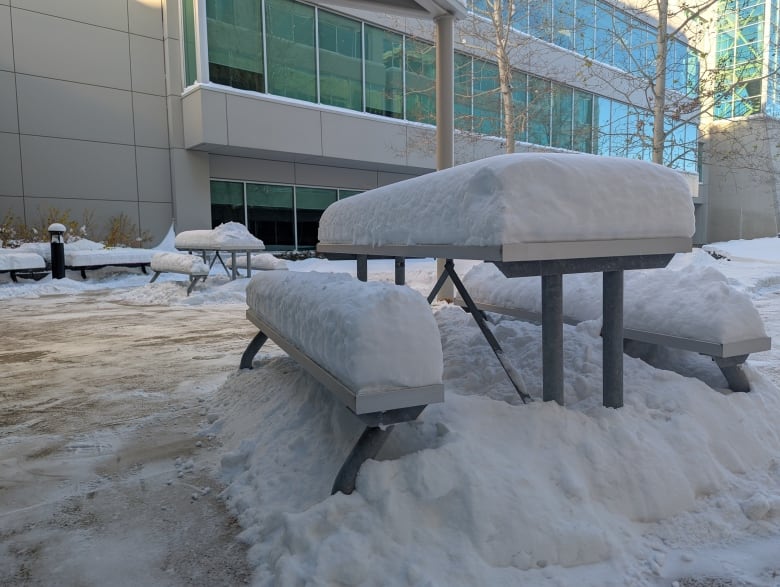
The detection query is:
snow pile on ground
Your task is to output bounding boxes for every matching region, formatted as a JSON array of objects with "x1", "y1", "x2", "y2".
[
  {"x1": 246, "y1": 270, "x2": 443, "y2": 392},
  {"x1": 461, "y1": 262, "x2": 768, "y2": 343},
  {"x1": 318, "y1": 153, "x2": 694, "y2": 247}
]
